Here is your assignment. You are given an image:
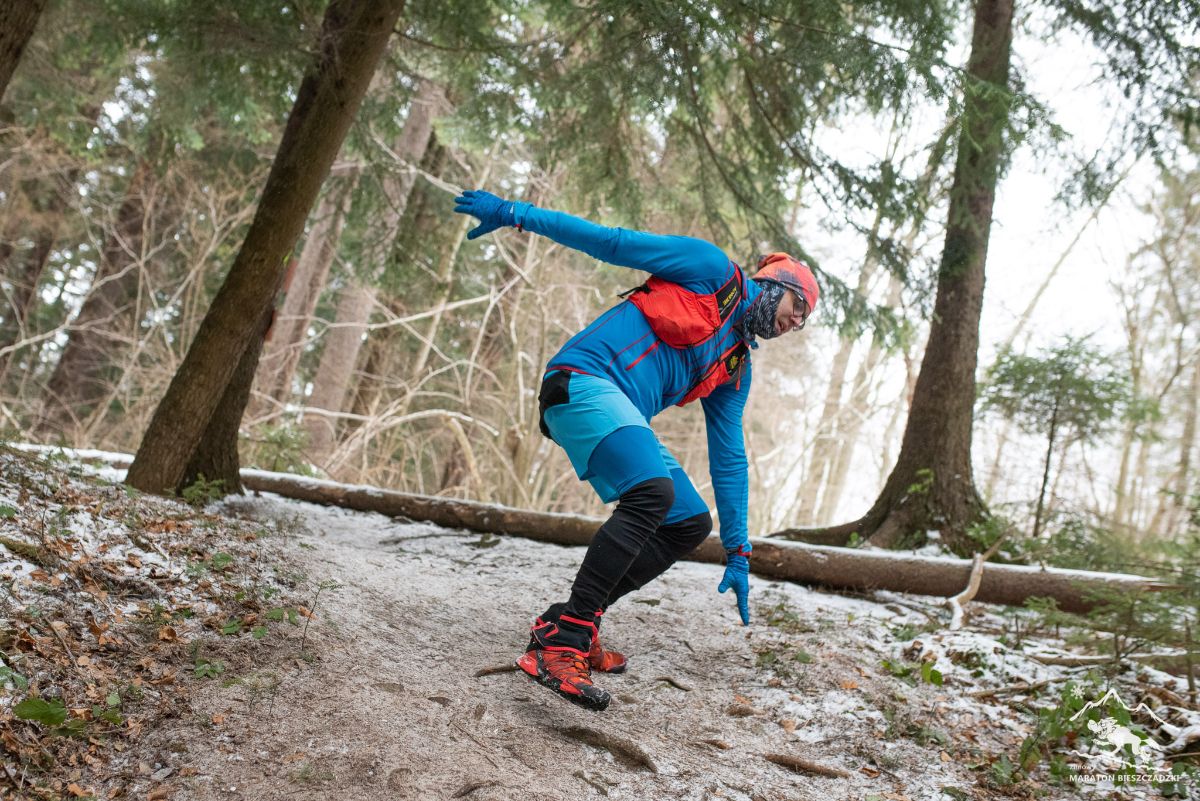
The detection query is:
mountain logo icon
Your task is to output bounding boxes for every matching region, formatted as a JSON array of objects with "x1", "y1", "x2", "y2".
[{"x1": 1067, "y1": 685, "x2": 1167, "y2": 768}]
